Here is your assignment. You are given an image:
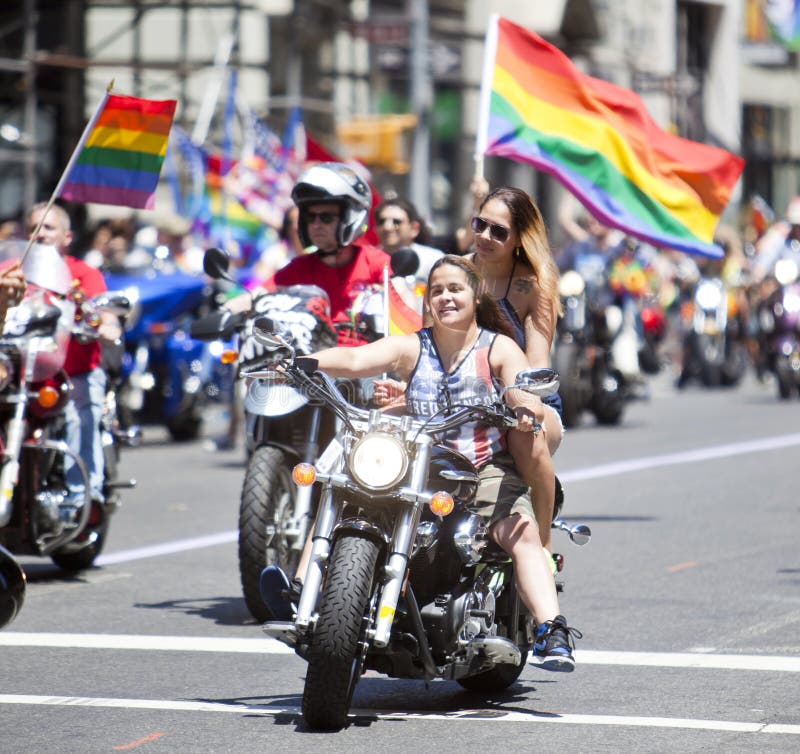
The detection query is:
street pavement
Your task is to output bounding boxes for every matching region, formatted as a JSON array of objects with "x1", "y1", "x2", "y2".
[{"x1": 1, "y1": 368, "x2": 799, "y2": 753}]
